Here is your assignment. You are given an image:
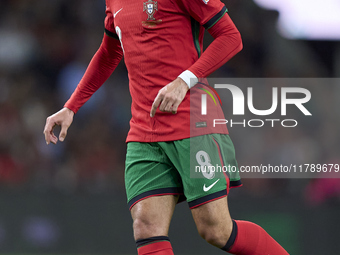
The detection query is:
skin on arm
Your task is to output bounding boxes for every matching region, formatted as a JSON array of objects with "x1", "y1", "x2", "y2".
[{"x1": 43, "y1": 108, "x2": 74, "y2": 145}]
